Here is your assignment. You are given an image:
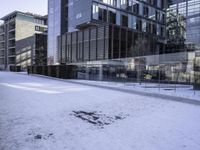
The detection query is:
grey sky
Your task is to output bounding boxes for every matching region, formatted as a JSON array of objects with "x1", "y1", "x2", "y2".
[{"x1": 0, "y1": 0, "x2": 48, "y2": 19}]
